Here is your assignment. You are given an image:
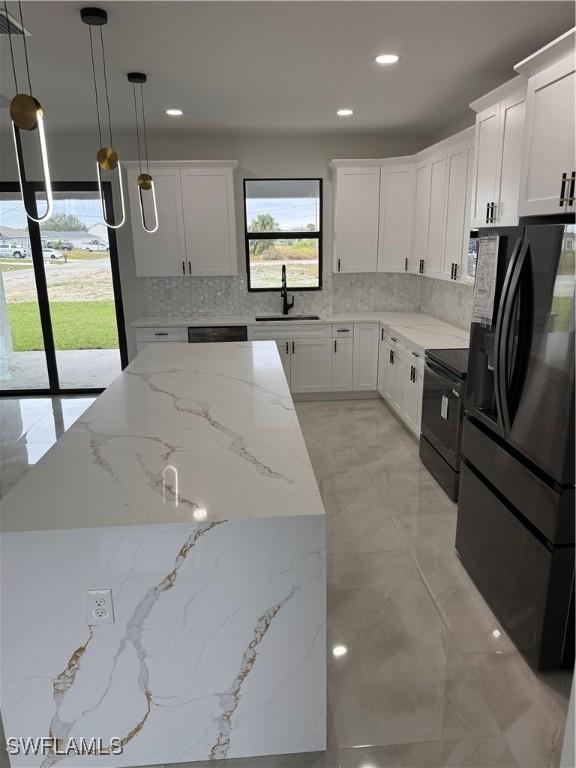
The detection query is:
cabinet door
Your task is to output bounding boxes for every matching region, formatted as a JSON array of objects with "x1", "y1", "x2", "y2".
[
  {"x1": 389, "y1": 342, "x2": 405, "y2": 414},
  {"x1": 378, "y1": 164, "x2": 414, "y2": 273},
  {"x1": 462, "y1": 143, "x2": 476, "y2": 280},
  {"x1": 332, "y1": 337, "x2": 354, "y2": 392},
  {"x1": 519, "y1": 56, "x2": 576, "y2": 216},
  {"x1": 471, "y1": 104, "x2": 500, "y2": 227},
  {"x1": 411, "y1": 159, "x2": 431, "y2": 274},
  {"x1": 353, "y1": 323, "x2": 379, "y2": 390},
  {"x1": 443, "y1": 140, "x2": 473, "y2": 280},
  {"x1": 334, "y1": 167, "x2": 380, "y2": 273},
  {"x1": 128, "y1": 166, "x2": 185, "y2": 277},
  {"x1": 291, "y1": 338, "x2": 332, "y2": 394},
  {"x1": 495, "y1": 92, "x2": 525, "y2": 225},
  {"x1": 276, "y1": 340, "x2": 292, "y2": 386},
  {"x1": 180, "y1": 167, "x2": 237, "y2": 276},
  {"x1": 415, "y1": 359, "x2": 425, "y2": 436},
  {"x1": 426, "y1": 152, "x2": 448, "y2": 278},
  {"x1": 402, "y1": 356, "x2": 420, "y2": 432}
]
